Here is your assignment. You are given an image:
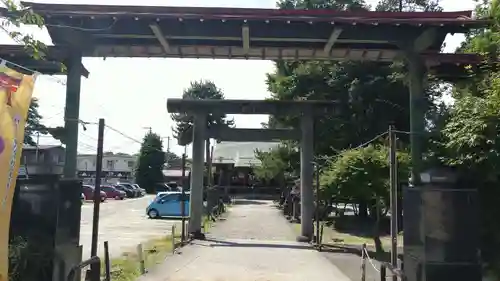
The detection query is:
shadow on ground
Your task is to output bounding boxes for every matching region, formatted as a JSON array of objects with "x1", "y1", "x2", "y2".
[
  {"x1": 231, "y1": 199, "x2": 268, "y2": 205},
  {"x1": 325, "y1": 216, "x2": 395, "y2": 238},
  {"x1": 320, "y1": 244, "x2": 403, "y2": 262},
  {"x1": 203, "y1": 238, "x2": 312, "y2": 250}
]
